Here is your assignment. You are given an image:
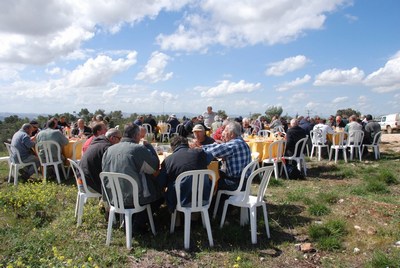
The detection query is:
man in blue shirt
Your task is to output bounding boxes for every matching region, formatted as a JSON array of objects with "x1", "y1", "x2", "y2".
[{"x1": 202, "y1": 121, "x2": 251, "y2": 191}]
